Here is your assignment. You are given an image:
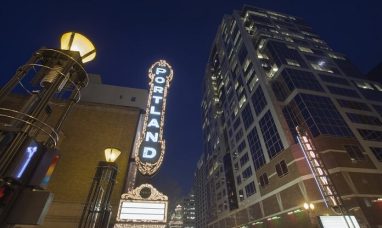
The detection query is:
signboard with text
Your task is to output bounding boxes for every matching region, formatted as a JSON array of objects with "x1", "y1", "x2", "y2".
[
  {"x1": 135, "y1": 60, "x2": 173, "y2": 175},
  {"x1": 116, "y1": 184, "x2": 168, "y2": 225}
]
